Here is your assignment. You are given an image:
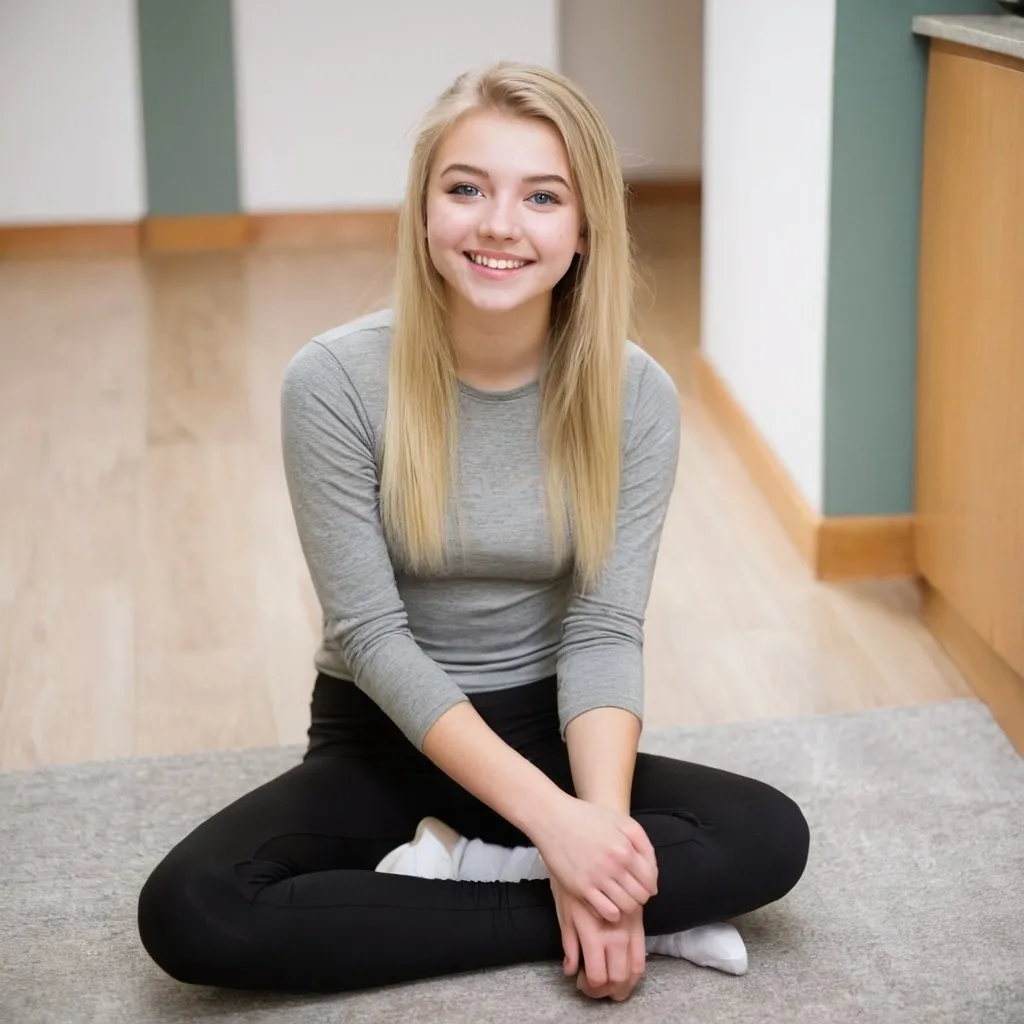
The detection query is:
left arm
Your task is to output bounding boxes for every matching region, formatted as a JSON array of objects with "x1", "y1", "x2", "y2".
[
  {"x1": 561, "y1": 707, "x2": 650, "y2": 1002},
  {"x1": 558, "y1": 354, "x2": 682, "y2": 804},
  {"x1": 554, "y1": 356, "x2": 682, "y2": 1000}
]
